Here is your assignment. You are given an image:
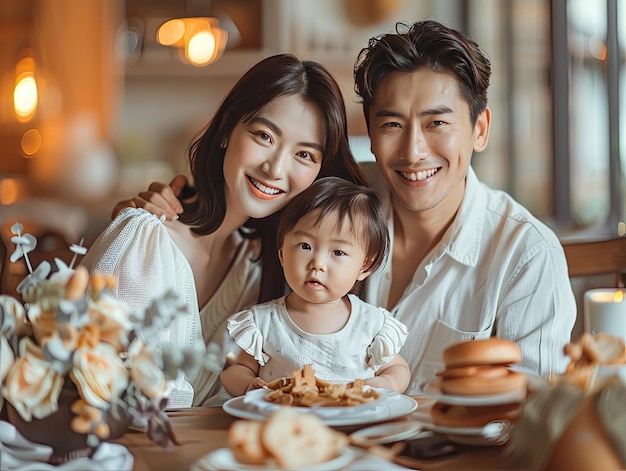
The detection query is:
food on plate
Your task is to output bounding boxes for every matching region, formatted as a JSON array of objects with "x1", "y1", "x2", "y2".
[
  {"x1": 227, "y1": 407, "x2": 349, "y2": 469},
  {"x1": 429, "y1": 400, "x2": 523, "y2": 428},
  {"x1": 437, "y1": 338, "x2": 527, "y2": 396},
  {"x1": 552, "y1": 332, "x2": 626, "y2": 393},
  {"x1": 427, "y1": 338, "x2": 526, "y2": 429},
  {"x1": 564, "y1": 332, "x2": 626, "y2": 368},
  {"x1": 264, "y1": 364, "x2": 381, "y2": 407}
]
